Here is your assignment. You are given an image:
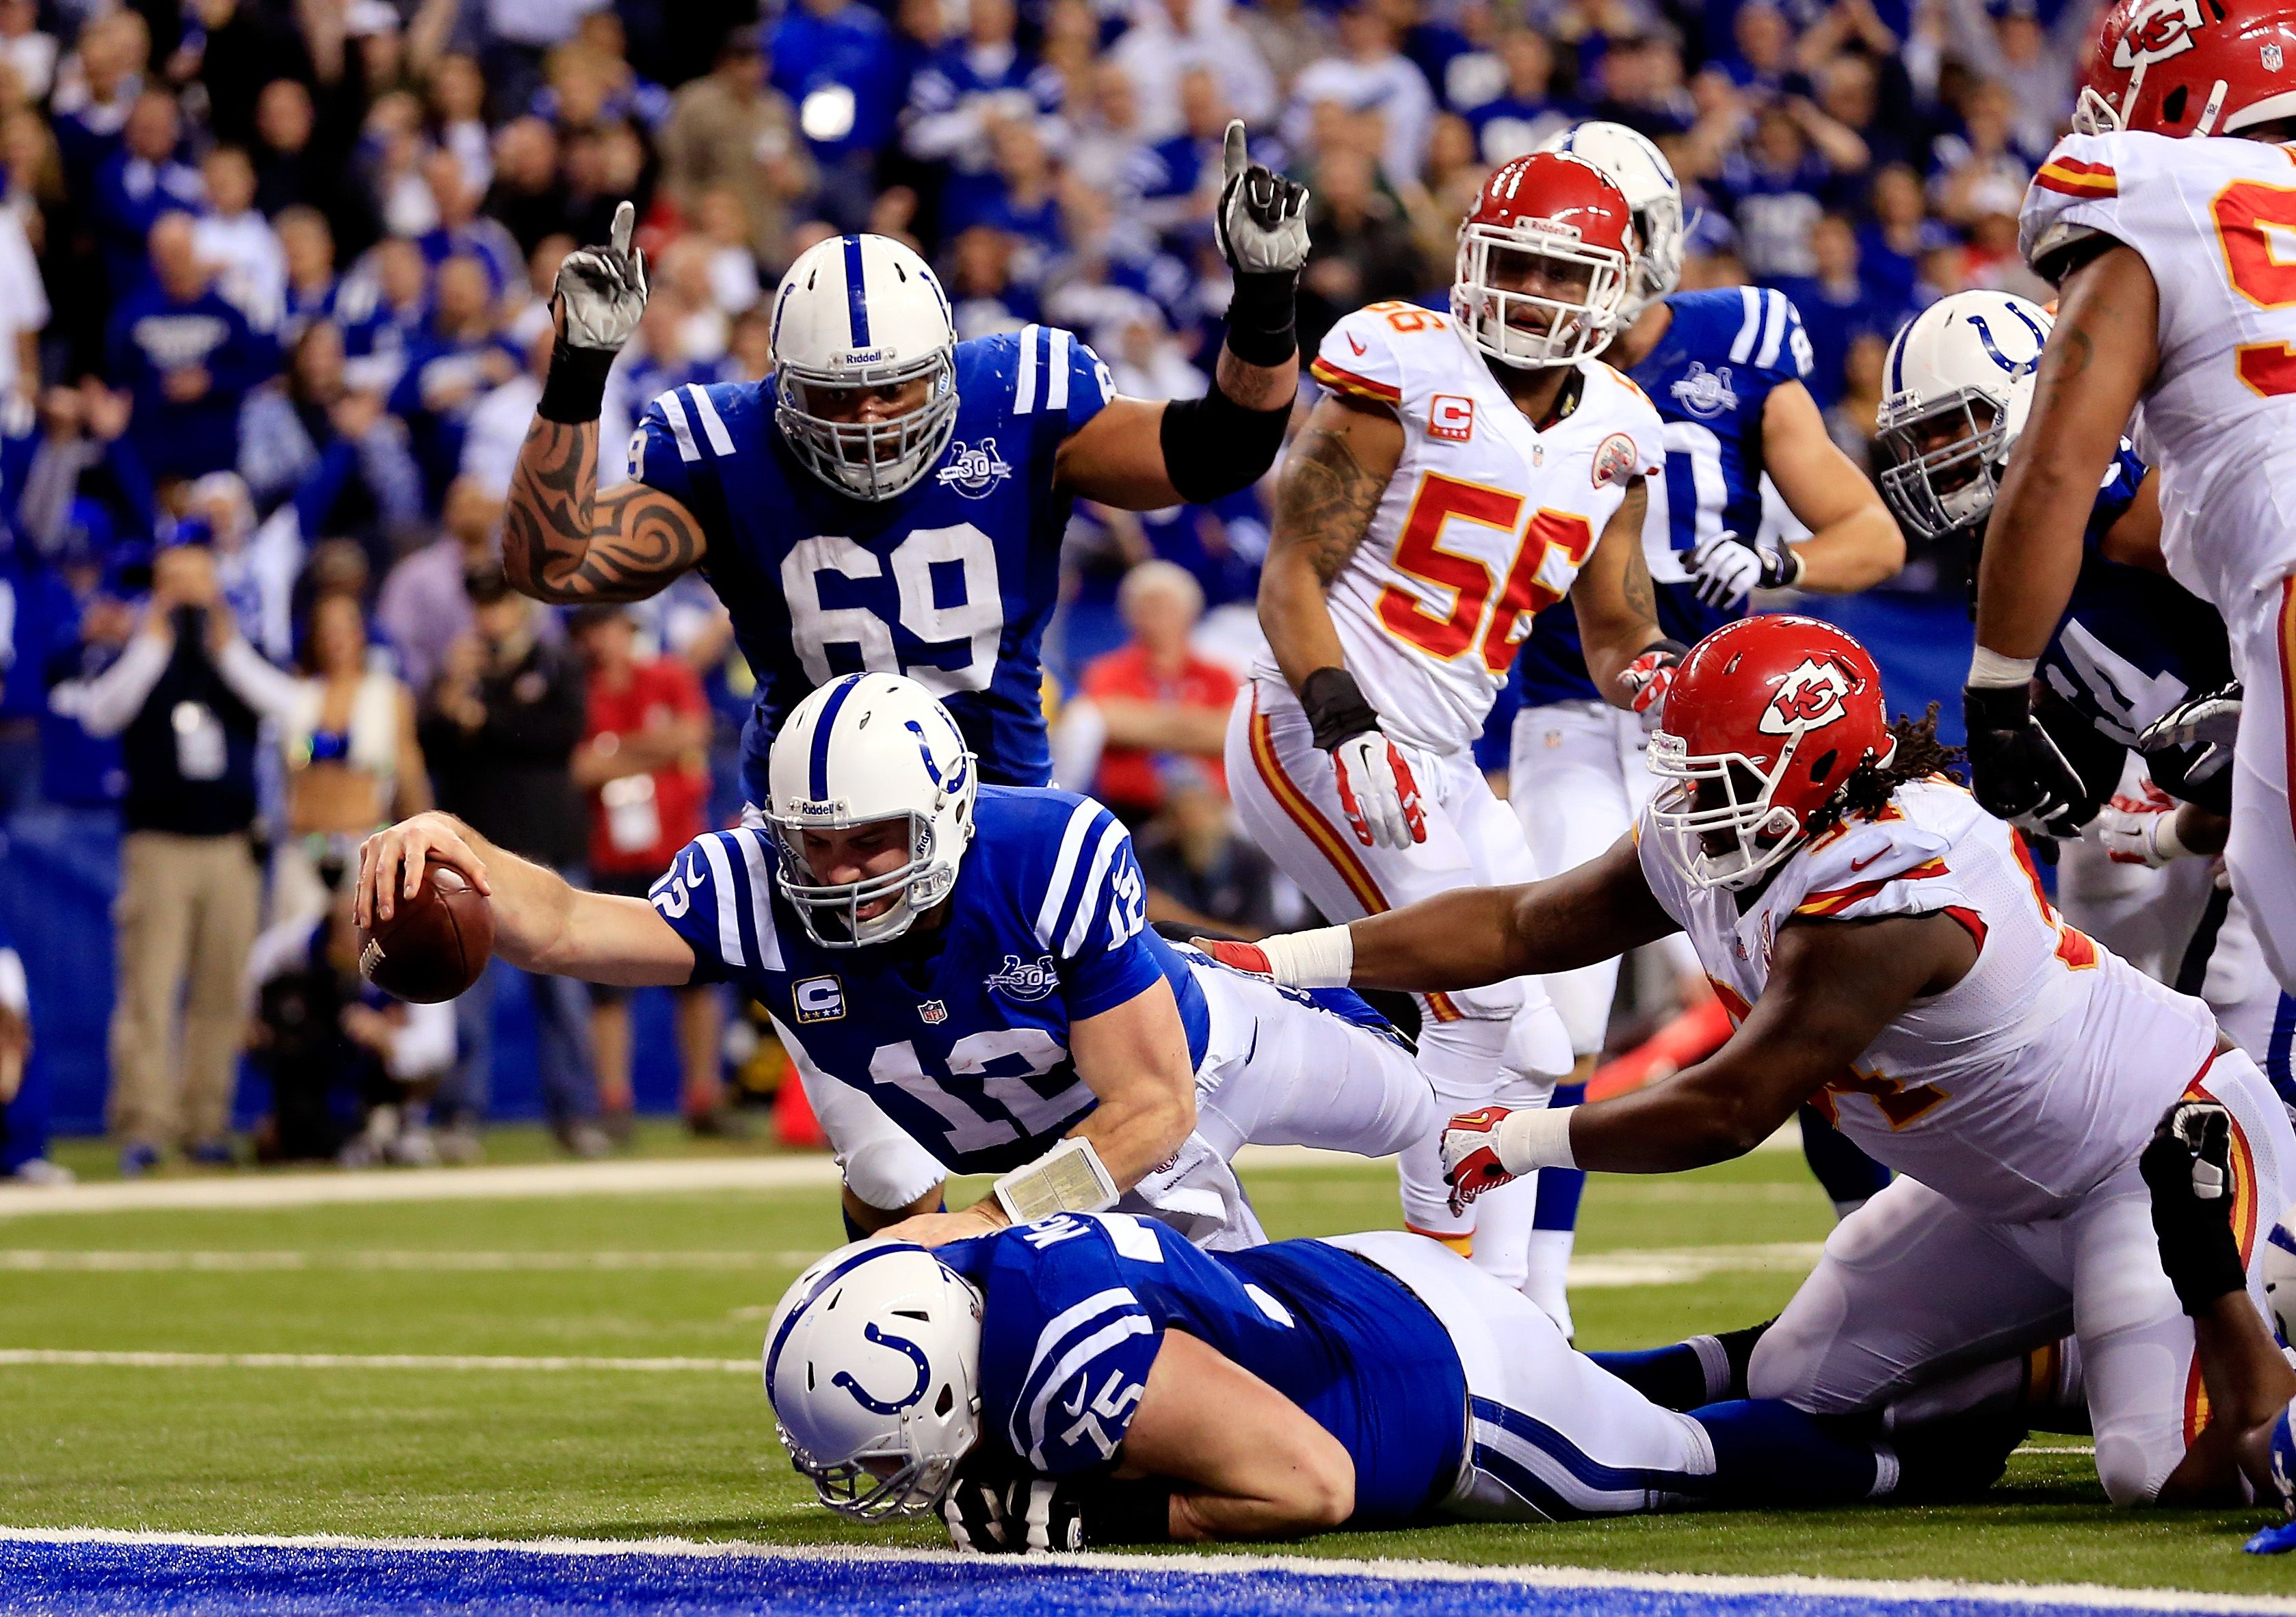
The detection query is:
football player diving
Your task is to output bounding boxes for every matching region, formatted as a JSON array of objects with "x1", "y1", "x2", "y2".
[
  {"x1": 499, "y1": 125, "x2": 1309, "y2": 800},
  {"x1": 761, "y1": 1214, "x2": 1989, "y2": 1553},
  {"x1": 356, "y1": 674, "x2": 1437, "y2": 1252}
]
